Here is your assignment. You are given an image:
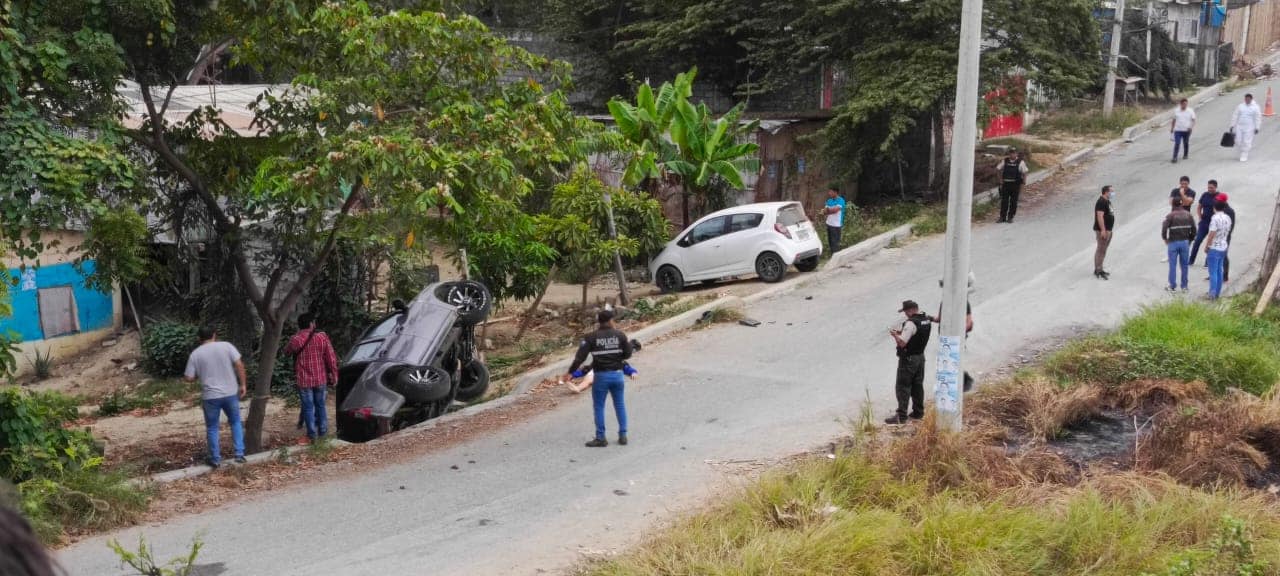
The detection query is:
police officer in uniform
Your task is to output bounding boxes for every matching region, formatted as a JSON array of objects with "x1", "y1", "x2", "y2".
[
  {"x1": 567, "y1": 309, "x2": 633, "y2": 447},
  {"x1": 886, "y1": 300, "x2": 931, "y2": 424},
  {"x1": 996, "y1": 148, "x2": 1029, "y2": 223}
]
